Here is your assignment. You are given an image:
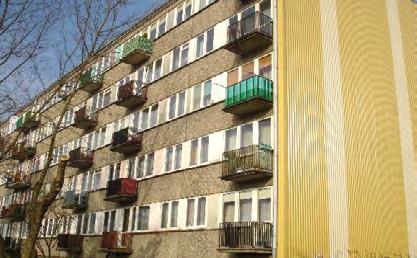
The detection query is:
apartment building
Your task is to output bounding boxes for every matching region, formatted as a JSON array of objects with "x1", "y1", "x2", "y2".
[{"x1": 0, "y1": 0, "x2": 275, "y2": 257}]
